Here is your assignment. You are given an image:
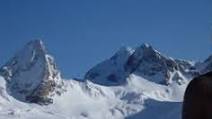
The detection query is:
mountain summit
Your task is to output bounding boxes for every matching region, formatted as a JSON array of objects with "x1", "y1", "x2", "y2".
[
  {"x1": 125, "y1": 43, "x2": 197, "y2": 84},
  {"x1": 85, "y1": 43, "x2": 197, "y2": 86},
  {"x1": 0, "y1": 40, "x2": 63, "y2": 104}
]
